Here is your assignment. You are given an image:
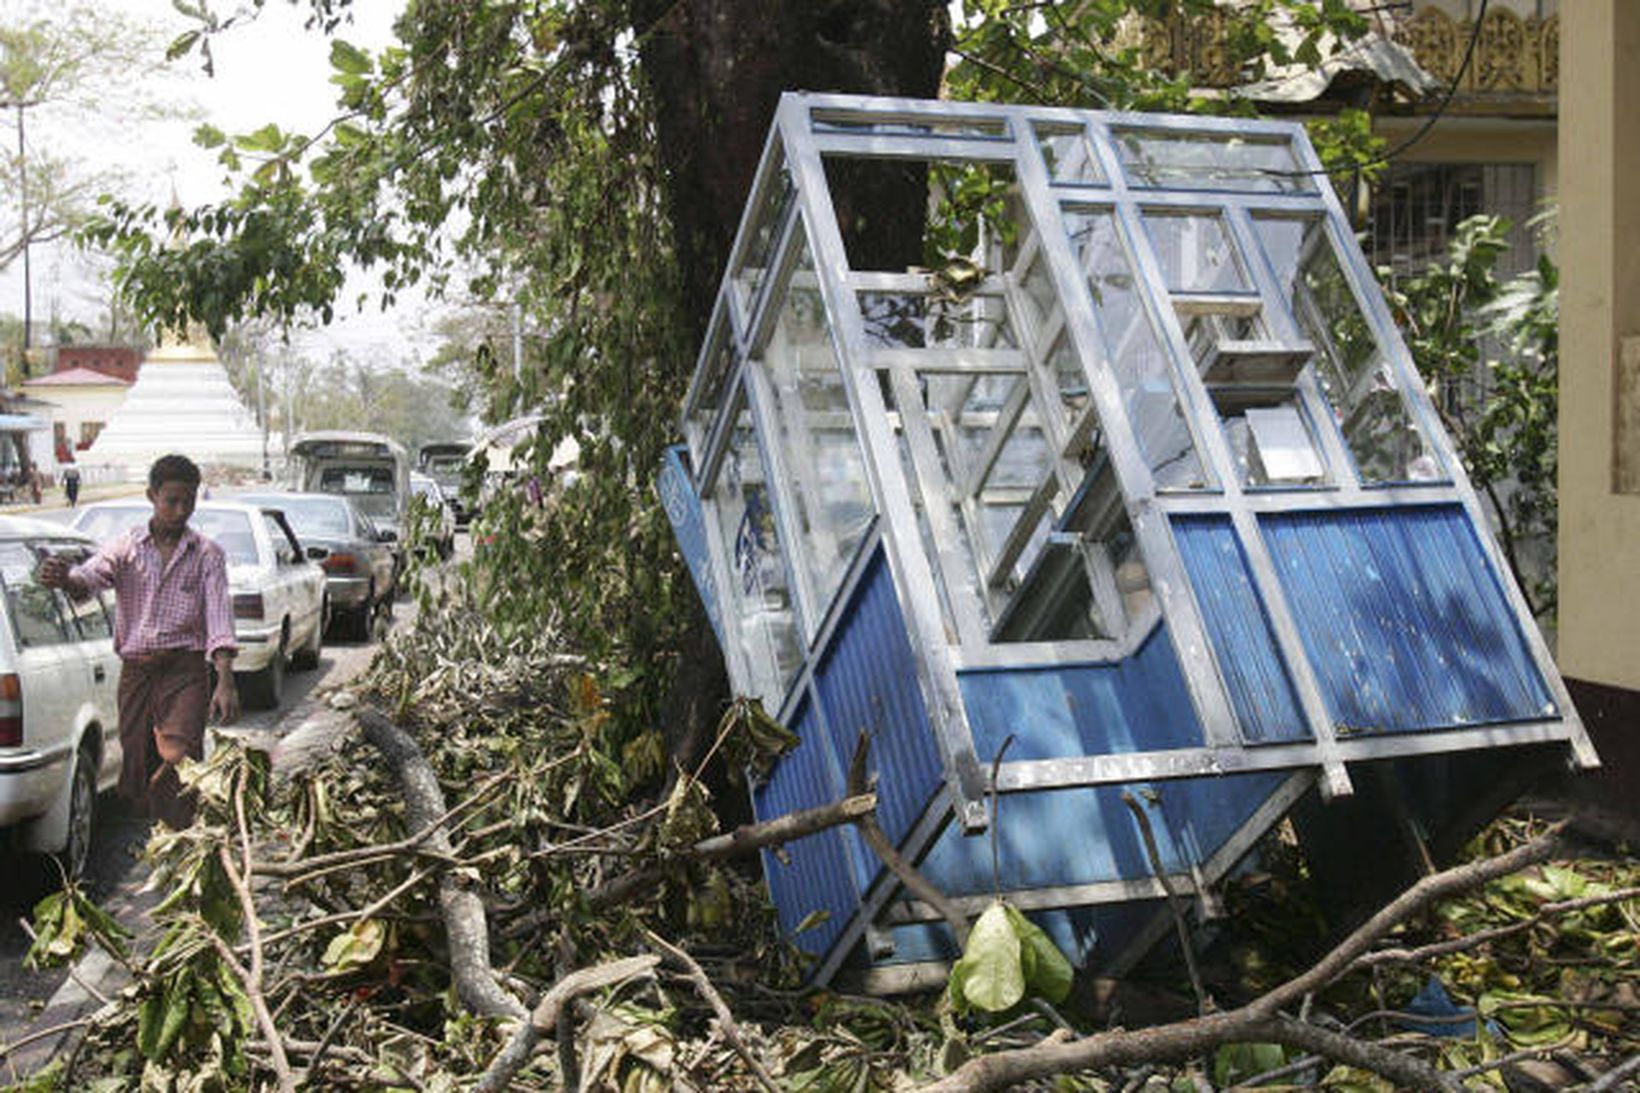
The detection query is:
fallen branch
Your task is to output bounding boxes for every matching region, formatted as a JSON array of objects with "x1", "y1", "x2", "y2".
[
  {"x1": 223, "y1": 773, "x2": 296, "y2": 1093},
  {"x1": 1122, "y1": 791, "x2": 1208, "y2": 1015},
  {"x1": 849, "y1": 734, "x2": 971, "y2": 949},
  {"x1": 472, "y1": 954, "x2": 661, "y2": 1093},
  {"x1": 357, "y1": 705, "x2": 526, "y2": 1020},
  {"x1": 921, "y1": 822, "x2": 1570, "y2": 1092},
  {"x1": 1355, "y1": 883, "x2": 1640, "y2": 969},
  {"x1": 645, "y1": 931, "x2": 780, "y2": 1093},
  {"x1": 256, "y1": 769, "x2": 513, "y2": 881}
]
